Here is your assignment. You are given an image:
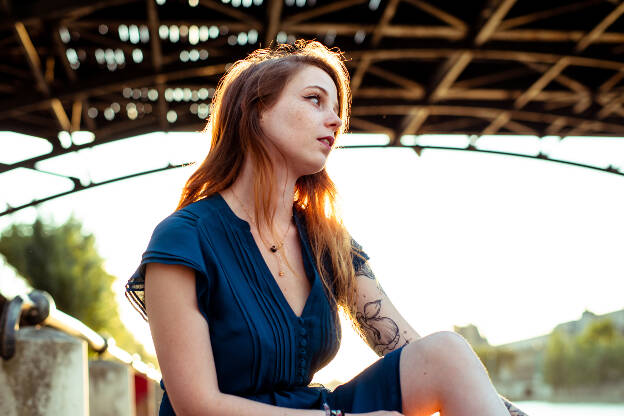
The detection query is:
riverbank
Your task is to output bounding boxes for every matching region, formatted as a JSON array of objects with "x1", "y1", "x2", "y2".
[
  {"x1": 514, "y1": 401, "x2": 624, "y2": 416},
  {"x1": 496, "y1": 379, "x2": 624, "y2": 403},
  {"x1": 544, "y1": 383, "x2": 624, "y2": 403}
]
